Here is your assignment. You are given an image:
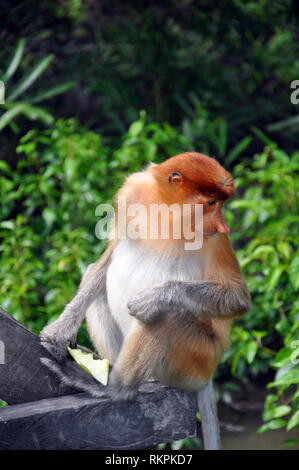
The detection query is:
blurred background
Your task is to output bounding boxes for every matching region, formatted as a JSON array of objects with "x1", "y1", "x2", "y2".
[{"x1": 0, "y1": 0, "x2": 299, "y2": 450}]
